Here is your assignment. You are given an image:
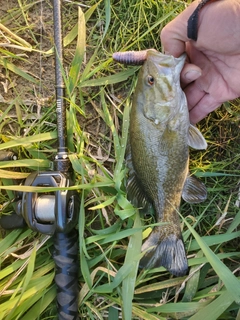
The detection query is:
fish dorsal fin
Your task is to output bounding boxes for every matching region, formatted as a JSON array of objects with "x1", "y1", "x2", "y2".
[
  {"x1": 182, "y1": 175, "x2": 207, "y2": 203},
  {"x1": 188, "y1": 124, "x2": 207, "y2": 150}
]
